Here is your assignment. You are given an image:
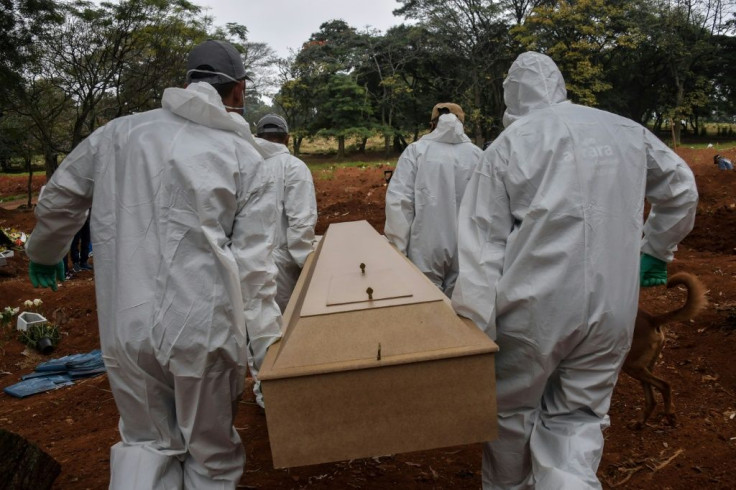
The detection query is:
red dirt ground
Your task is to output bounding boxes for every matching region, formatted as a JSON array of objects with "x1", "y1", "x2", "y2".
[{"x1": 1, "y1": 147, "x2": 735, "y2": 489}]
